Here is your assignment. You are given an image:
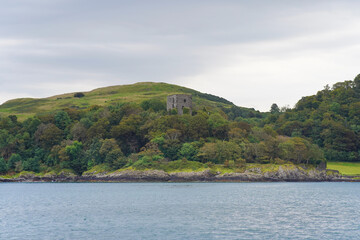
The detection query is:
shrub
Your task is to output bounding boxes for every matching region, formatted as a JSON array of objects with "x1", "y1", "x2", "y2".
[
  {"x1": 22, "y1": 158, "x2": 40, "y2": 172},
  {"x1": 74, "y1": 92, "x2": 85, "y2": 98},
  {"x1": 140, "y1": 99, "x2": 166, "y2": 112},
  {"x1": 8, "y1": 153, "x2": 22, "y2": 170}
]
